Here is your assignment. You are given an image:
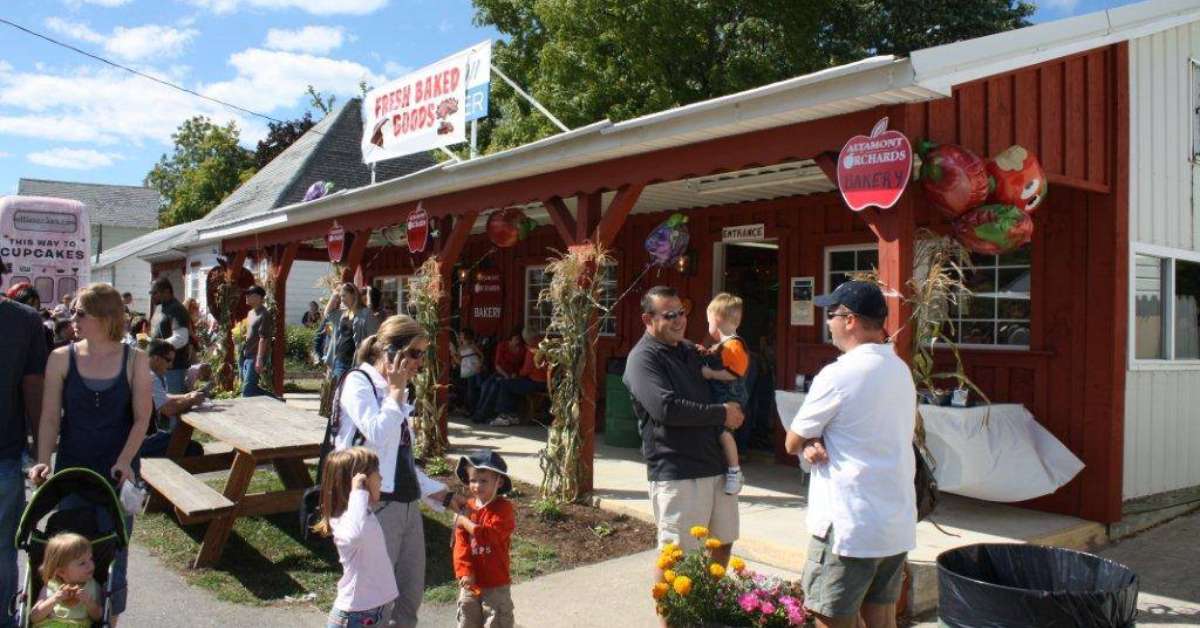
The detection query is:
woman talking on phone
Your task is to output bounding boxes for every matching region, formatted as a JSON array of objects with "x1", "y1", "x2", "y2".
[{"x1": 331, "y1": 314, "x2": 464, "y2": 628}]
